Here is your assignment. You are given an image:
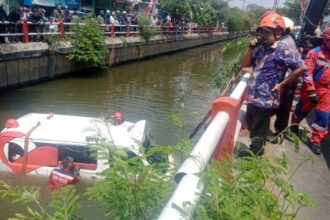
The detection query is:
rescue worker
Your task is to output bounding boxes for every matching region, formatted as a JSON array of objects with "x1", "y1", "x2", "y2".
[
  {"x1": 269, "y1": 16, "x2": 299, "y2": 143},
  {"x1": 49, "y1": 156, "x2": 80, "y2": 189},
  {"x1": 242, "y1": 12, "x2": 307, "y2": 155},
  {"x1": 111, "y1": 112, "x2": 124, "y2": 125},
  {"x1": 291, "y1": 27, "x2": 330, "y2": 155}
]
